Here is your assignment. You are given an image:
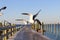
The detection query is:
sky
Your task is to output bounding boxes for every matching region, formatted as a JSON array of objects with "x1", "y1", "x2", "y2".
[{"x1": 0, "y1": 0, "x2": 60, "y2": 24}]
